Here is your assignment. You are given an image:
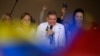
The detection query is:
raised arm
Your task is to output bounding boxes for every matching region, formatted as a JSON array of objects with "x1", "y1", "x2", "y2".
[{"x1": 39, "y1": 5, "x2": 48, "y2": 23}]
